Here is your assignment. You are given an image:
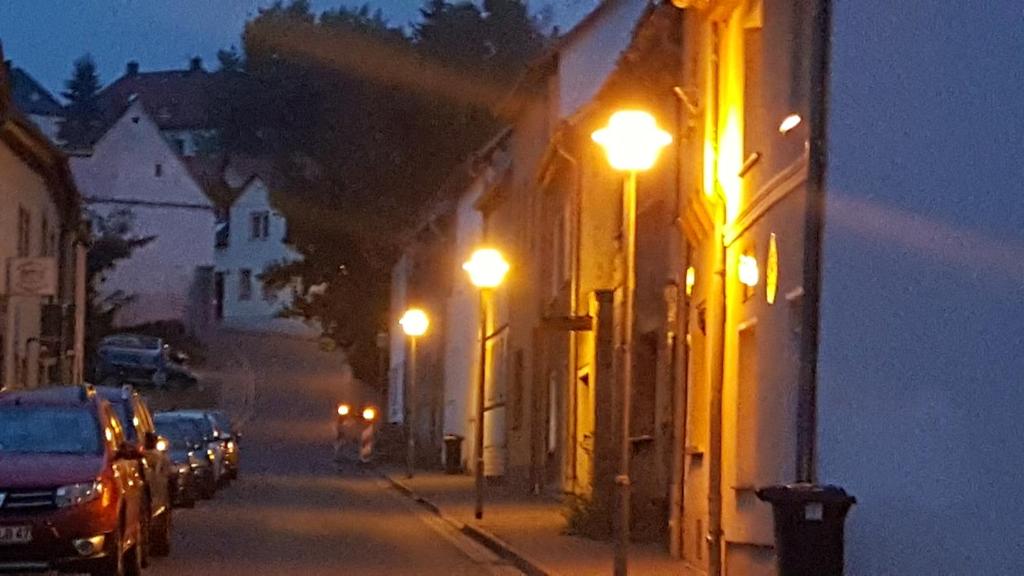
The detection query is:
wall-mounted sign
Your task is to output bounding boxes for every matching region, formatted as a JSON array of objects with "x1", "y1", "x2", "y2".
[
  {"x1": 9, "y1": 258, "x2": 58, "y2": 297},
  {"x1": 766, "y1": 233, "x2": 779, "y2": 304}
]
